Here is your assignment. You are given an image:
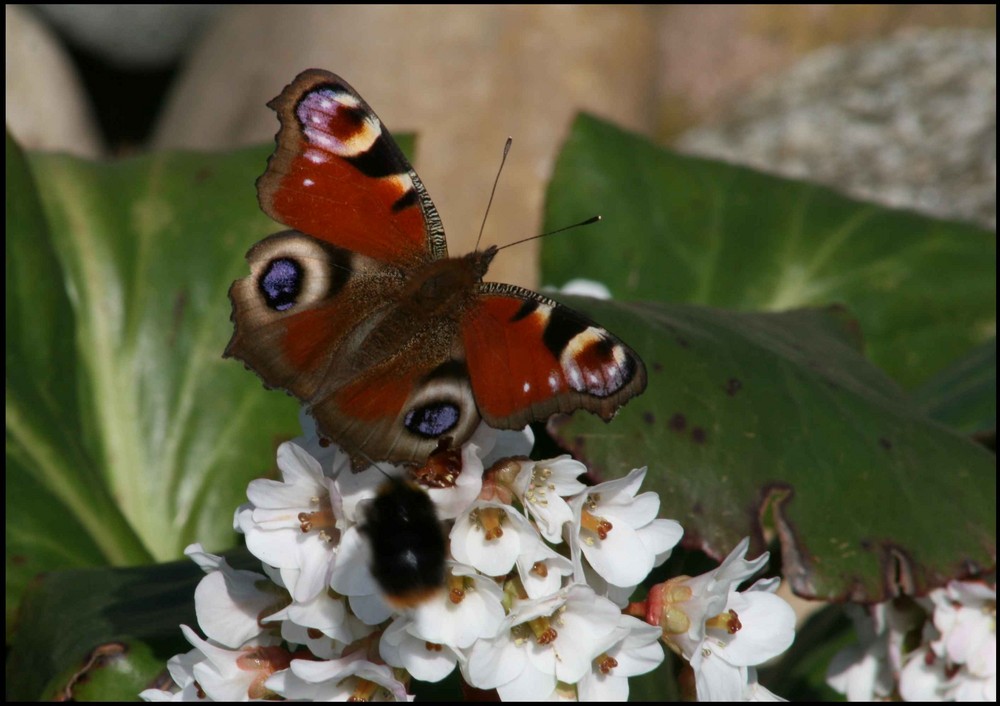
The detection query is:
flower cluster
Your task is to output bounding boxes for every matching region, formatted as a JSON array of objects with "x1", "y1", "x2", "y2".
[
  {"x1": 142, "y1": 417, "x2": 795, "y2": 701},
  {"x1": 827, "y1": 579, "x2": 996, "y2": 701}
]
